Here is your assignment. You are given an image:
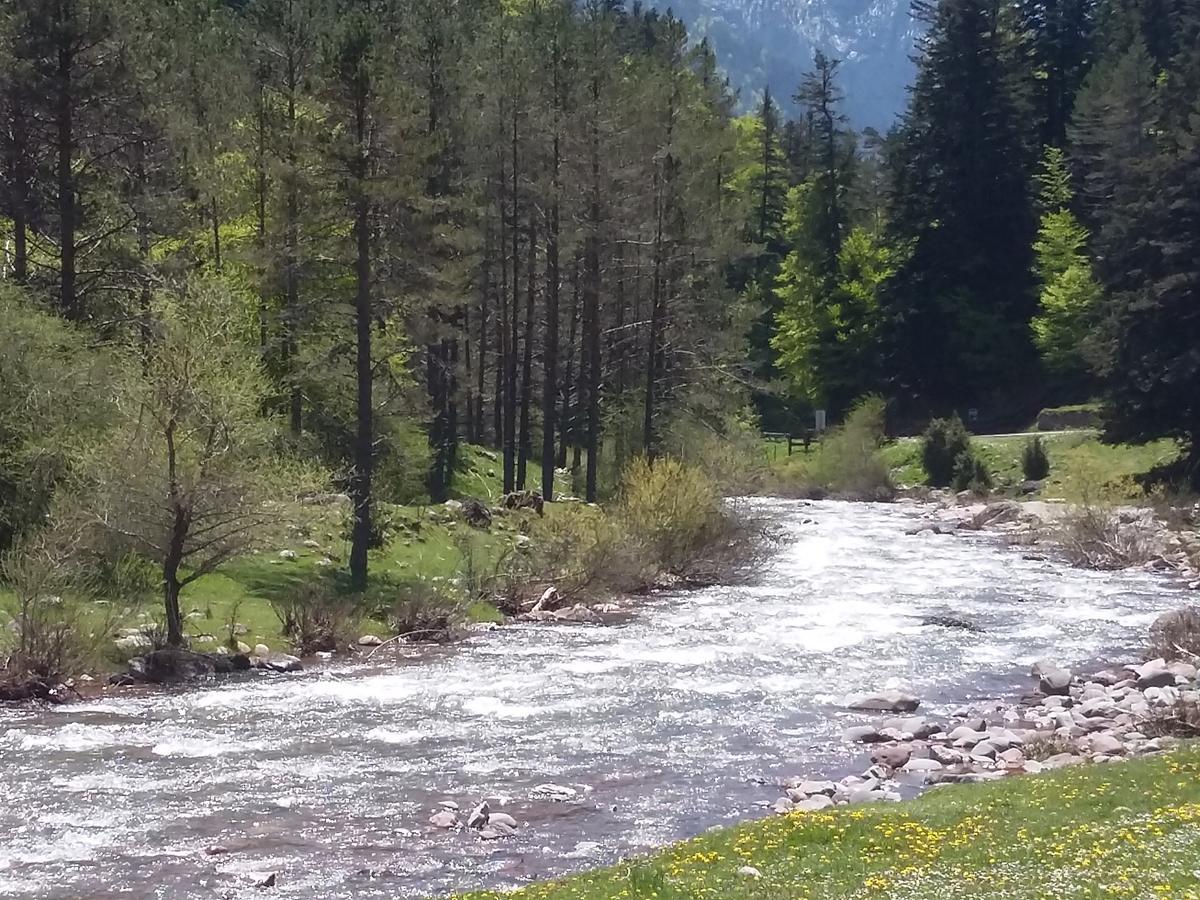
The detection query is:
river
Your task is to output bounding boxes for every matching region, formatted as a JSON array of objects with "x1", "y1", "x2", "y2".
[{"x1": 0, "y1": 499, "x2": 1186, "y2": 899}]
